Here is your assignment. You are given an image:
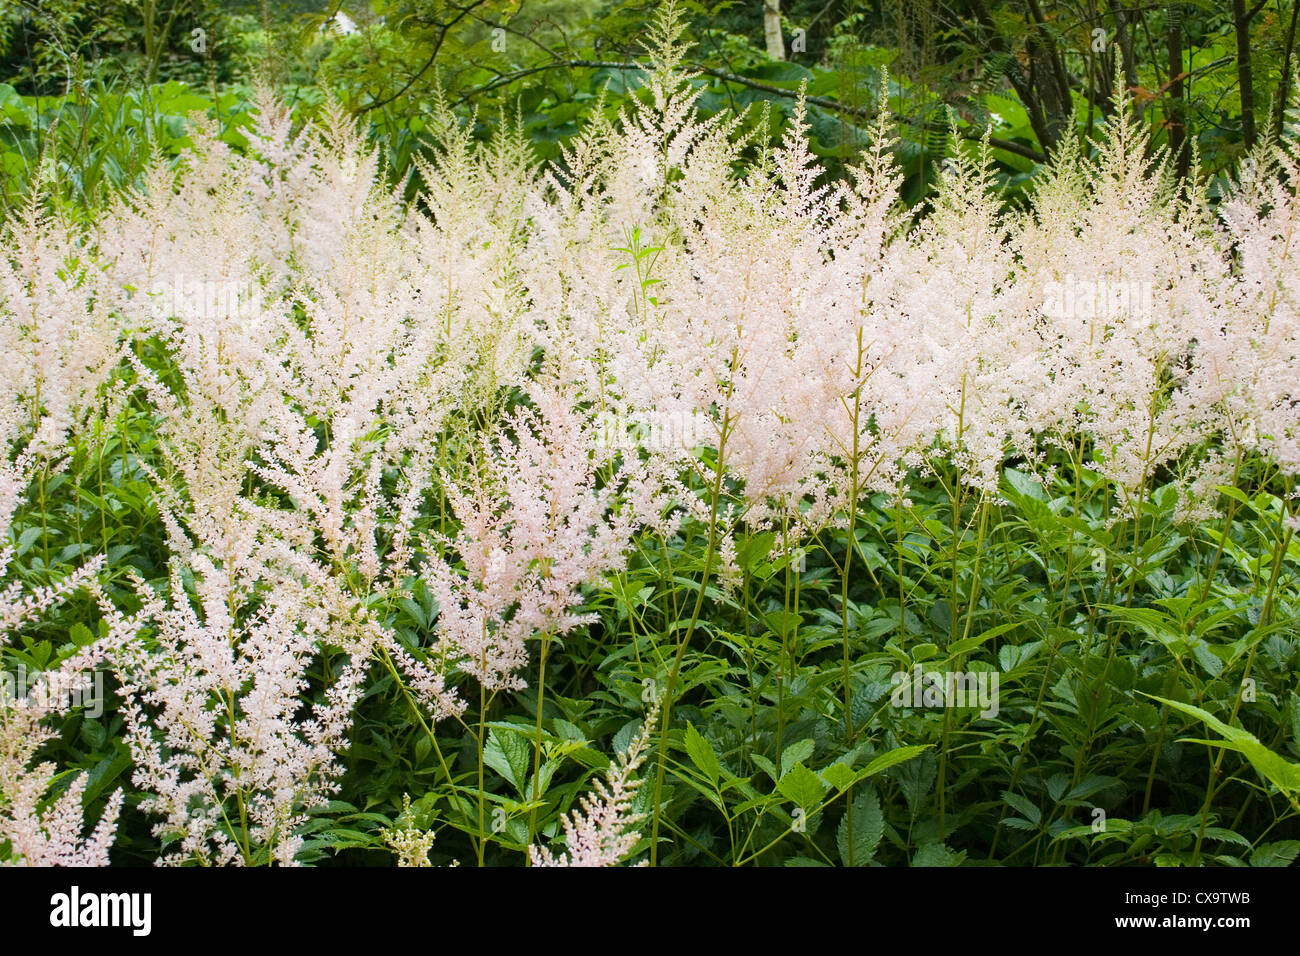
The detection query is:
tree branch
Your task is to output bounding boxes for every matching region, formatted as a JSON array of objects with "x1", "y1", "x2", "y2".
[
  {"x1": 450, "y1": 58, "x2": 1048, "y2": 163},
  {"x1": 356, "y1": 0, "x2": 491, "y2": 114}
]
